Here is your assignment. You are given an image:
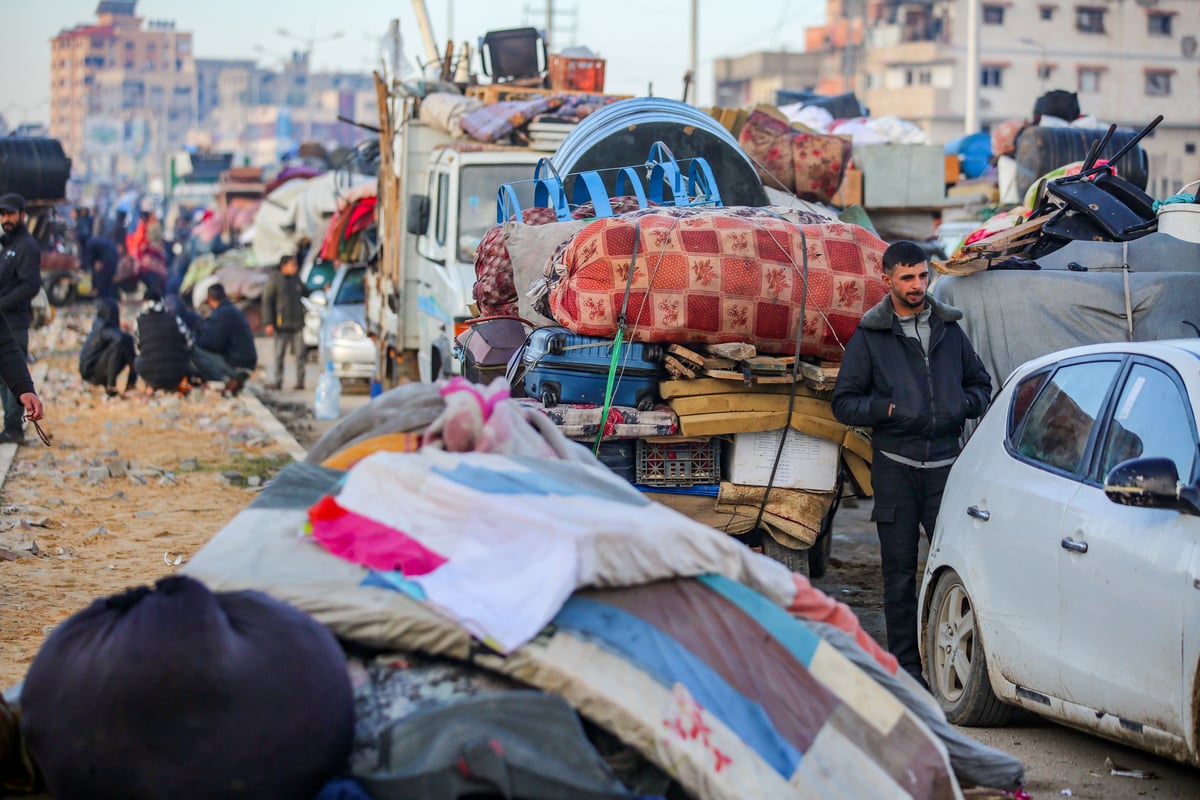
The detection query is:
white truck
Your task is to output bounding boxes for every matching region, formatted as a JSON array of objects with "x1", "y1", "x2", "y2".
[{"x1": 366, "y1": 81, "x2": 543, "y2": 386}]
